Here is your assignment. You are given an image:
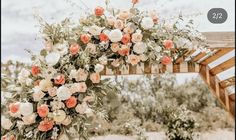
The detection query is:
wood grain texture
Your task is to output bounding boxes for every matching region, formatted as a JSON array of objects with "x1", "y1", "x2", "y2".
[{"x1": 210, "y1": 57, "x2": 235, "y2": 75}]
